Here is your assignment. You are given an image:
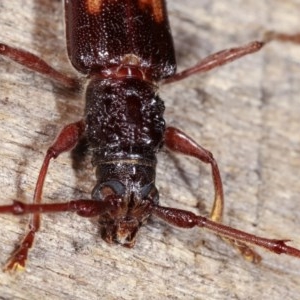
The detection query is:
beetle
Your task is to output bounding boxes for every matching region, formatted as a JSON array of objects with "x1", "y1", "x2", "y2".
[{"x1": 0, "y1": 0, "x2": 300, "y2": 272}]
